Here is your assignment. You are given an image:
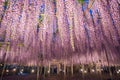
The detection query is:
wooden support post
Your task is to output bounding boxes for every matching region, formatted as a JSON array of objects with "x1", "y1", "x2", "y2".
[
  {"x1": 71, "y1": 63, "x2": 73, "y2": 75},
  {"x1": 44, "y1": 66, "x2": 46, "y2": 76},
  {"x1": 37, "y1": 65, "x2": 40, "y2": 80},
  {"x1": 64, "y1": 63, "x2": 66, "y2": 76},
  {"x1": 82, "y1": 65, "x2": 85, "y2": 80},
  {"x1": 98, "y1": 65, "x2": 102, "y2": 80},
  {"x1": 71, "y1": 57, "x2": 73, "y2": 75},
  {"x1": 57, "y1": 64, "x2": 60, "y2": 74},
  {"x1": 0, "y1": 64, "x2": 6, "y2": 80},
  {"x1": 48, "y1": 63, "x2": 50, "y2": 74}
]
